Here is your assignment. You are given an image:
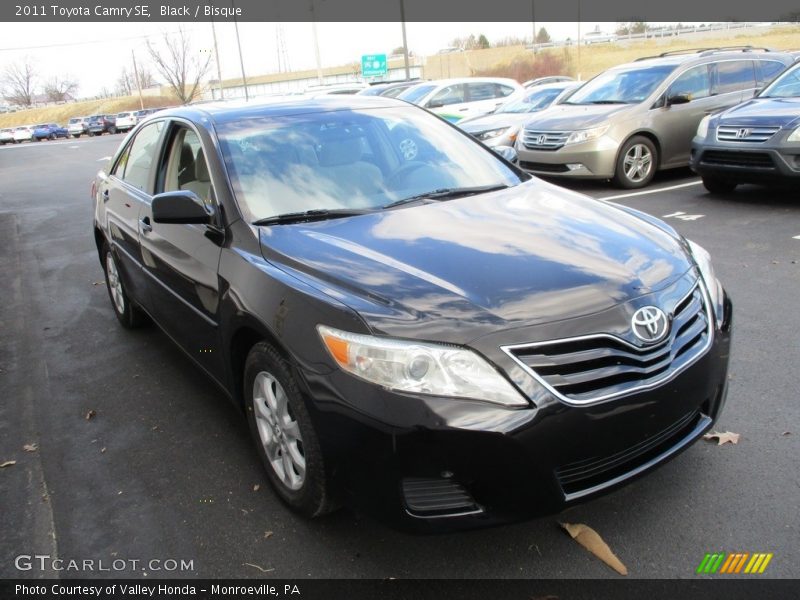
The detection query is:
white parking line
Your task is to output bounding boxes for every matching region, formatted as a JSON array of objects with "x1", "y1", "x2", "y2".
[
  {"x1": 97, "y1": 156, "x2": 111, "y2": 161},
  {"x1": 793, "y1": 235, "x2": 800, "y2": 240},
  {"x1": 600, "y1": 180, "x2": 702, "y2": 201}
]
